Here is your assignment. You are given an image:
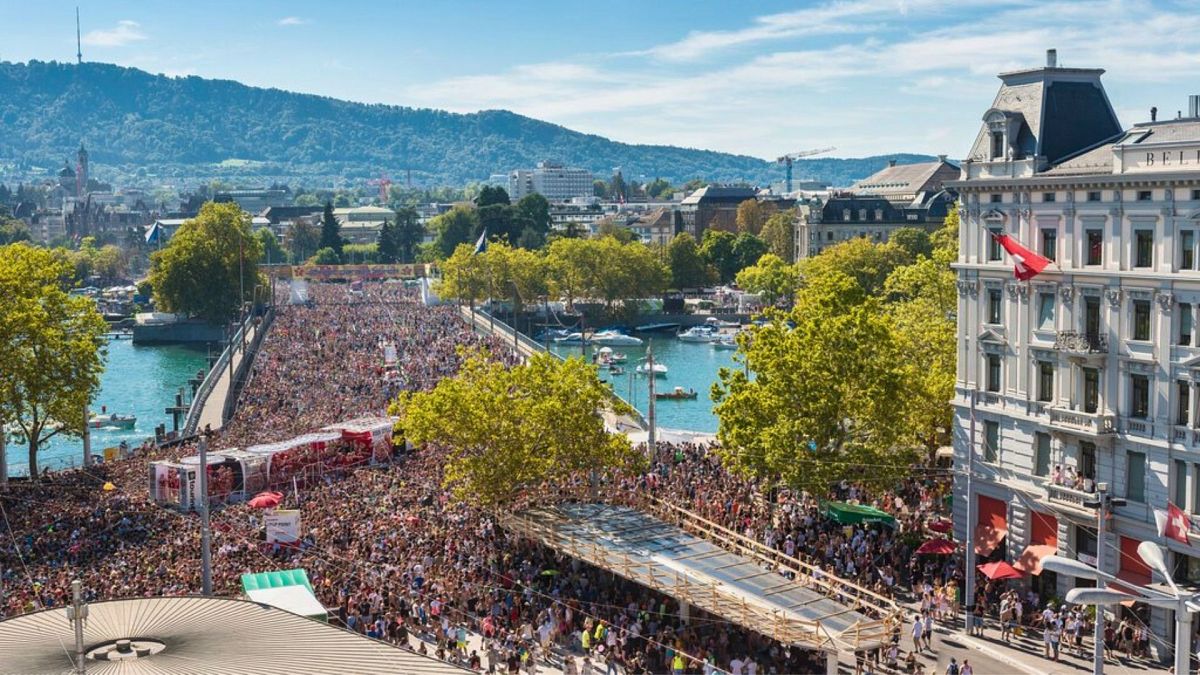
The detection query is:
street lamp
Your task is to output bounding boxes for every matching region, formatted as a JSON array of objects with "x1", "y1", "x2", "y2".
[{"x1": 1044, "y1": 541, "x2": 1196, "y2": 675}]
